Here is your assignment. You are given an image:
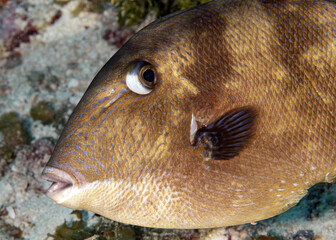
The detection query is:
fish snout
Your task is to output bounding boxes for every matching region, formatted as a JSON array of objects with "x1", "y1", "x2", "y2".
[{"x1": 41, "y1": 167, "x2": 78, "y2": 204}]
